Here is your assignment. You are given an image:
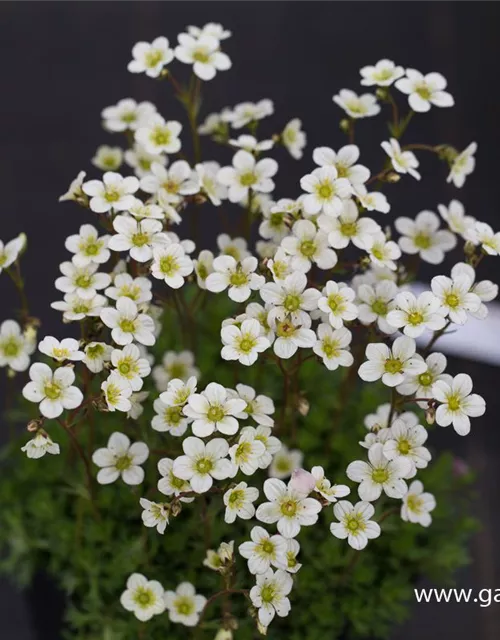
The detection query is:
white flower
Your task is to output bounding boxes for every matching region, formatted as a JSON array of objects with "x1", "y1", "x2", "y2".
[
  {"x1": 223, "y1": 482, "x2": 259, "y2": 523},
  {"x1": 333, "y1": 89, "x2": 380, "y2": 118},
  {"x1": 360, "y1": 59, "x2": 404, "y2": 86},
  {"x1": 430, "y1": 274, "x2": 481, "y2": 324},
  {"x1": 64, "y1": 224, "x2": 110, "y2": 267},
  {"x1": 229, "y1": 134, "x2": 274, "y2": 153},
  {"x1": 312, "y1": 145, "x2": 370, "y2": 194},
  {"x1": 314, "y1": 324, "x2": 353, "y2": 371},
  {"x1": 157, "y1": 458, "x2": 193, "y2": 502},
  {"x1": 126, "y1": 147, "x2": 168, "y2": 182},
  {"x1": 195, "y1": 162, "x2": 227, "y2": 205},
  {"x1": 108, "y1": 215, "x2": 166, "y2": 263},
  {"x1": 447, "y1": 142, "x2": 477, "y2": 188},
  {"x1": 239, "y1": 526, "x2": 287, "y2": 574},
  {"x1": 386, "y1": 291, "x2": 447, "y2": 338},
  {"x1": 269, "y1": 447, "x2": 302, "y2": 480},
  {"x1": 256, "y1": 478, "x2": 322, "y2": 538},
  {"x1": 381, "y1": 138, "x2": 420, "y2": 180},
  {"x1": 164, "y1": 582, "x2": 206, "y2": 627},
  {"x1": 283, "y1": 538, "x2": 302, "y2": 574},
  {"x1": 281, "y1": 219, "x2": 337, "y2": 272},
  {"x1": 120, "y1": 573, "x2": 165, "y2": 622},
  {"x1": 221, "y1": 318, "x2": 270, "y2": 366},
  {"x1": 139, "y1": 498, "x2": 169, "y2": 534},
  {"x1": 193, "y1": 249, "x2": 214, "y2": 288},
  {"x1": 397, "y1": 352, "x2": 451, "y2": 406},
  {"x1": 300, "y1": 166, "x2": 352, "y2": 217},
  {"x1": 83, "y1": 341, "x2": 112, "y2": 373},
  {"x1": 383, "y1": 418, "x2": 431, "y2": 477},
  {"x1": 92, "y1": 432, "x2": 149, "y2": 485},
  {"x1": 282, "y1": 118, "x2": 306, "y2": 159},
  {"x1": 259, "y1": 199, "x2": 296, "y2": 242},
  {"x1": 105, "y1": 273, "x2": 152, "y2": 305},
  {"x1": 358, "y1": 336, "x2": 426, "y2": 387},
  {"x1": 206, "y1": 255, "x2": 264, "y2": 302},
  {"x1": 346, "y1": 443, "x2": 412, "y2": 501},
  {"x1": 229, "y1": 428, "x2": 267, "y2": 475},
  {"x1": 217, "y1": 233, "x2": 250, "y2": 261},
  {"x1": 250, "y1": 568, "x2": 293, "y2": 628},
  {"x1": 255, "y1": 426, "x2": 282, "y2": 470},
  {"x1": 101, "y1": 297, "x2": 155, "y2": 346},
  {"x1": 395, "y1": 210, "x2": 456, "y2": 264},
  {"x1": 433, "y1": 373, "x2": 486, "y2": 436},
  {"x1": 128, "y1": 391, "x2": 149, "y2": 419},
  {"x1": 175, "y1": 33, "x2": 231, "y2": 80},
  {"x1": 158, "y1": 376, "x2": 197, "y2": 408},
  {"x1": 38, "y1": 336, "x2": 84, "y2": 363},
  {"x1": 102, "y1": 99, "x2": 157, "y2": 132},
  {"x1": 229, "y1": 99, "x2": 274, "y2": 129},
  {"x1": 135, "y1": 114, "x2": 182, "y2": 155},
  {"x1": 128, "y1": 37, "x2": 174, "y2": 77},
  {"x1": 0, "y1": 320, "x2": 35, "y2": 371},
  {"x1": 152, "y1": 395, "x2": 191, "y2": 437},
  {"x1": 22, "y1": 363, "x2": 82, "y2": 419},
  {"x1": 111, "y1": 344, "x2": 151, "y2": 391},
  {"x1": 268, "y1": 310, "x2": 316, "y2": 360},
  {"x1": 473, "y1": 222, "x2": 500, "y2": 256},
  {"x1": 91, "y1": 145, "x2": 123, "y2": 172},
  {"x1": 401, "y1": 481, "x2": 436, "y2": 527},
  {"x1": 450, "y1": 262, "x2": 498, "y2": 319},
  {"x1": 310, "y1": 466, "x2": 350, "y2": 503},
  {"x1": 101, "y1": 373, "x2": 133, "y2": 412},
  {"x1": 261, "y1": 271, "x2": 320, "y2": 325},
  {"x1": 0, "y1": 233, "x2": 25, "y2": 273},
  {"x1": 188, "y1": 22, "x2": 231, "y2": 41},
  {"x1": 150, "y1": 243, "x2": 194, "y2": 289},
  {"x1": 217, "y1": 151, "x2": 278, "y2": 203},
  {"x1": 367, "y1": 231, "x2": 401, "y2": 271},
  {"x1": 437, "y1": 200, "x2": 476, "y2": 239},
  {"x1": 364, "y1": 403, "x2": 393, "y2": 432},
  {"x1": 231, "y1": 384, "x2": 275, "y2": 427},
  {"x1": 320, "y1": 200, "x2": 379, "y2": 250},
  {"x1": 330, "y1": 501, "x2": 381, "y2": 549},
  {"x1": 184, "y1": 382, "x2": 246, "y2": 437},
  {"x1": 21, "y1": 431, "x2": 60, "y2": 459},
  {"x1": 356, "y1": 190, "x2": 391, "y2": 214},
  {"x1": 317, "y1": 281, "x2": 358, "y2": 328},
  {"x1": 153, "y1": 350, "x2": 199, "y2": 390},
  {"x1": 204, "y1": 542, "x2": 234, "y2": 572},
  {"x1": 82, "y1": 172, "x2": 138, "y2": 214},
  {"x1": 173, "y1": 436, "x2": 235, "y2": 493},
  {"x1": 55, "y1": 260, "x2": 111, "y2": 299},
  {"x1": 395, "y1": 69, "x2": 454, "y2": 112},
  {"x1": 59, "y1": 171, "x2": 86, "y2": 203},
  {"x1": 141, "y1": 160, "x2": 199, "y2": 205},
  {"x1": 356, "y1": 280, "x2": 399, "y2": 334}
]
